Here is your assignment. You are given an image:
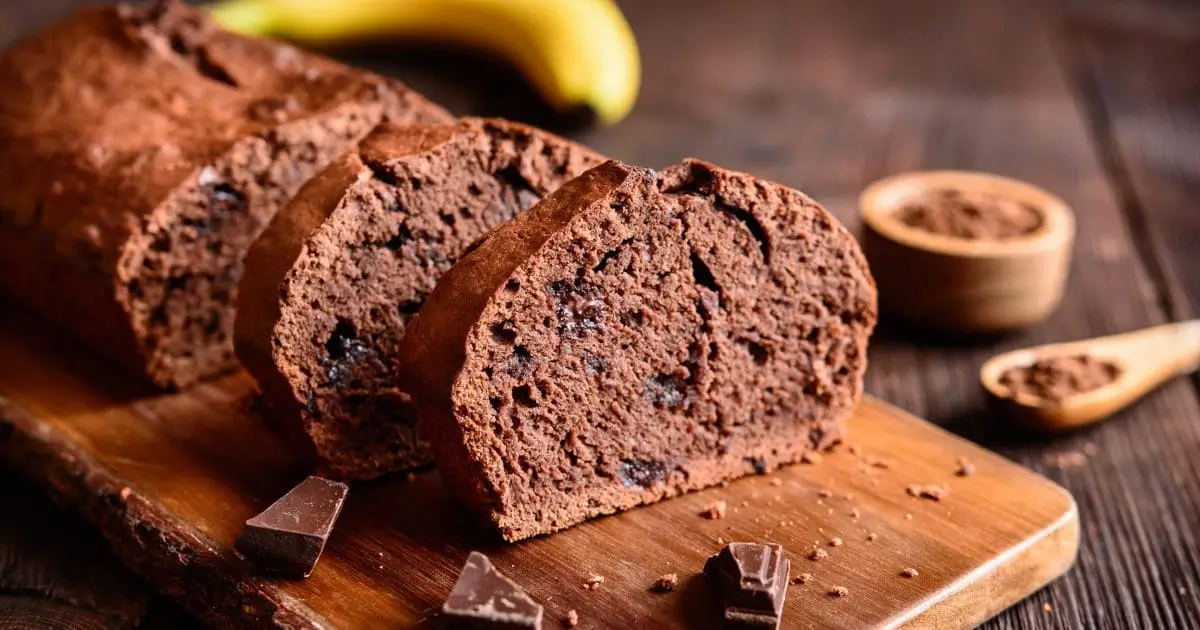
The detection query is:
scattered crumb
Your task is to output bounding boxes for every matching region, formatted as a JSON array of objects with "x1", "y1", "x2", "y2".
[
  {"x1": 848, "y1": 444, "x2": 862, "y2": 456},
  {"x1": 118, "y1": 487, "x2": 132, "y2": 501},
  {"x1": 378, "y1": 552, "x2": 384, "y2": 558},
  {"x1": 792, "y1": 573, "x2": 814, "y2": 585},
  {"x1": 405, "y1": 472, "x2": 417, "y2": 483},
  {"x1": 867, "y1": 532, "x2": 878, "y2": 542},
  {"x1": 702, "y1": 501, "x2": 727, "y2": 520},
  {"x1": 829, "y1": 537, "x2": 844, "y2": 547},
  {"x1": 843, "y1": 493, "x2": 855, "y2": 501},
  {"x1": 769, "y1": 477, "x2": 783, "y2": 487},
  {"x1": 717, "y1": 537, "x2": 725, "y2": 545},
  {"x1": 584, "y1": 574, "x2": 604, "y2": 590},
  {"x1": 565, "y1": 609, "x2": 579, "y2": 627},
  {"x1": 652, "y1": 573, "x2": 679, "y2": 593},
  {"x1": 955, "y1": 457, "x2": 975, "y2": 477},
  {"x1": 817, "y1": 499, "x2": 825, "y2": 506},
  {"x1": 801, "y1": 451, "x2": 823, "y2": 464},
  {"x1": 720, "y1": 480, "x2": 730, "y2": 488},
  {"x1": 809, "y1": 548, "x2": 828, "y2": 561},
  {"x1": 827, "y1": 508, "x2": 834, "y2": 515},
  {"x1": 829, "y1": 586, "x2": 849, "y2": 598},
  {"x1": 905, "y1": 513, "x2": 913, "y2": 520},
  {"x1": 740, "y1": 500, "x2": 750, "y2": 508},
  {"x1": 850, "y1": 508, "x2": 861, "y2": 519},
  {"x1": 901, "y1": 567, "x2": 919, "y2": 578},
  {"x1": 868, "y1": 457, "x2": 892, "y2": 469},
  {"x1": 906, "y1": 484, "x2": 948, "y2": 501},
  {"x1": 1043, "y1": 603, "x2": 1053, "y2": 613},
  {"x1": 817, "y1": 489, "x2": 834, "y2": 498},
  {"x1": 1045, "y1": 451, "x2": 1089, "y2": 470}
]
